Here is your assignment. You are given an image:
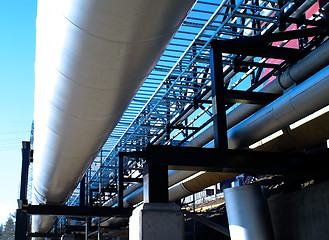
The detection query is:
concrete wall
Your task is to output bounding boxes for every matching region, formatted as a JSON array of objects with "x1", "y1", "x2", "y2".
[{"x1": 268, "y1": 180, "x2": 329, "y2": 240}]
